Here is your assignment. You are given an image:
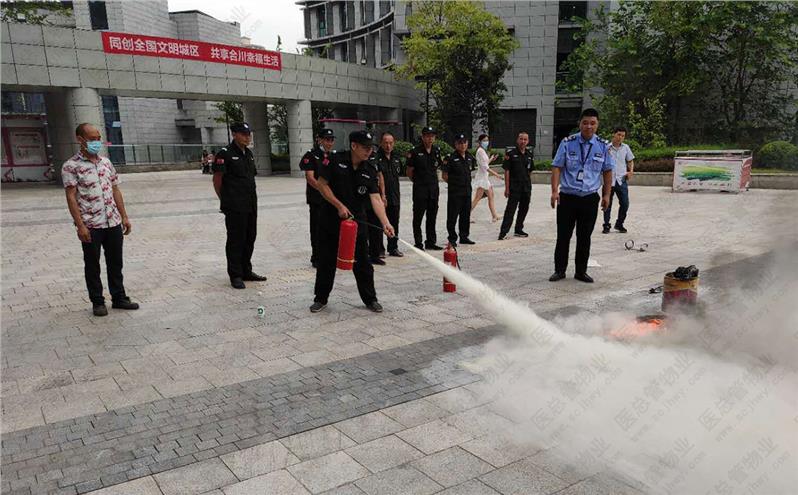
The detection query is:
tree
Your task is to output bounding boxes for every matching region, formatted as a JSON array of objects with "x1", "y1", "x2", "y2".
[
  {"x1": 562, "y1": 1, "x2": 798, "y2": 145},
  {"x1": 267, "y1": 104, "x2": 288, "y2": 144},
  {"x1": 396, "y1": 1, "x2": 519, "y2": 139},
  {"x1": 1, "y1": 1, "x2": 72, "y2": 24},
  {"x1": 214, "y1": 101, "x2": 243, "y2": 139}
]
